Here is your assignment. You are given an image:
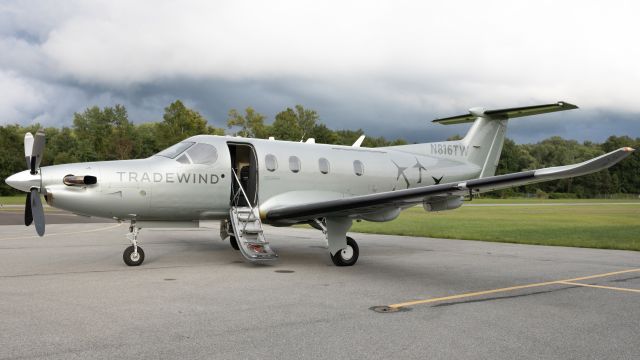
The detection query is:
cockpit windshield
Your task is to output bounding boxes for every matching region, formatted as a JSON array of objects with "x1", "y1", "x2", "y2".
[{"x1": 154, "y1": 142, "x2": 195, "y2": 159}]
